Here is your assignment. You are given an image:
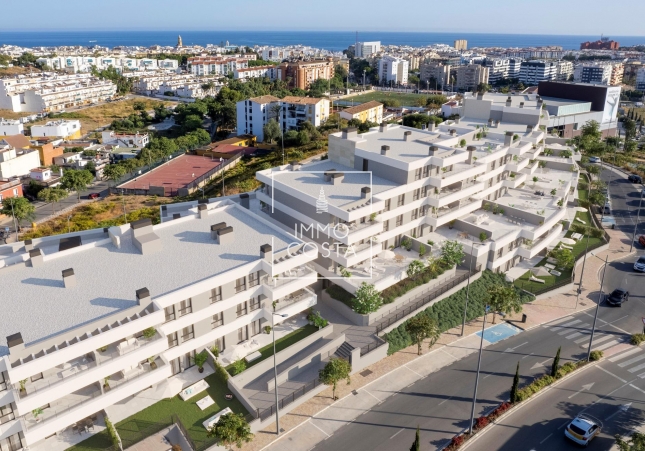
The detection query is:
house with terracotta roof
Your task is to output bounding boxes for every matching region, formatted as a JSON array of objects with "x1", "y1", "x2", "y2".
[{"x1": 339, "y1": 101, "x2": 383, "y2": 124}]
